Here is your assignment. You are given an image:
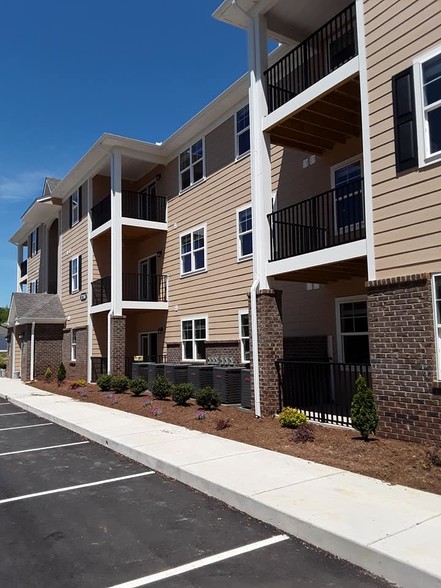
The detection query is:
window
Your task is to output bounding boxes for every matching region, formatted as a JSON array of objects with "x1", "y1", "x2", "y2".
[
  {"x1": 237, "y1": 205, "x2": 253, "y2": 260},
  {"x1": 70, "y1": 190, "x2": 80, "y2": 227},
  {"x1": 71, "y1": 329, "x2": 77, "y2": 362},
  {"x1": 180, "y1": 226, "x2": 206, "y2": 275},
  {"x1": 337, "y1": 298, "x2": 370, "y2": 364},
  {"x1": 179, "y1": 139, "x2": 204, "y2": 191},
  {"x1": 30, "y1": 228, "x2": 39, "y2": 257},
  {"x1": 433, "y1": 275, "x2": 441, "y2": 379},
  {"x1": 238, "y1": 310, "x2": 250, "y2": 363},
  {"x1": 181, "y1": 317, "x2": 207, "y2": 361},
  {"x1": 332, "y1": 158, "x2": 363, "y2": 232},
  {"x1": 415, "y1": 48, "x2": 441, "y2": 165},
  {"x1": 28, "y1": 280, "x2": 37, "y2": 294},
  {"x1": 69, "y1": 256, "x2": 81, "y2": 293},
  {"x1": 235, "y1": 105, "x2": 250, "y2": 158}
]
